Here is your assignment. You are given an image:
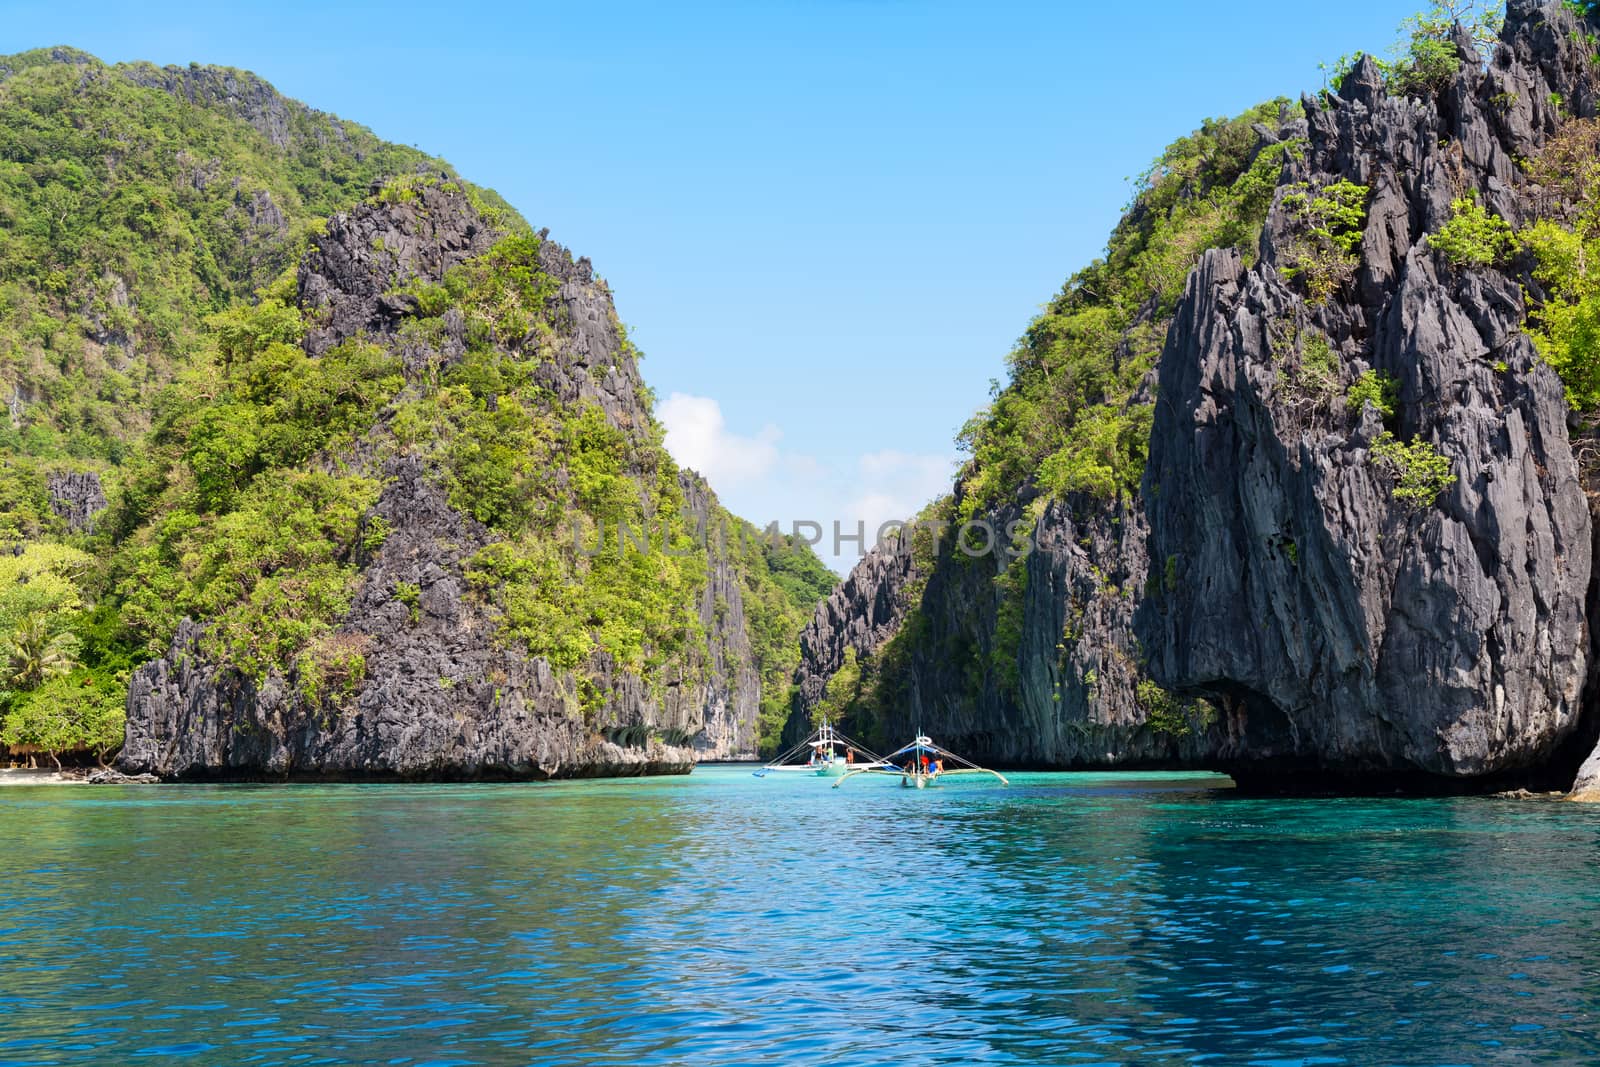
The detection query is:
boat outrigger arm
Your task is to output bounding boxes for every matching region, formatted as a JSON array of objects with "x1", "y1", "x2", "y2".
[
  {"x1": 752, "y1": 720, "x2": 888, "y2": 778},
  {"x1": 831, "y1": 734, "x2": 1009, "y2": 789}
]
